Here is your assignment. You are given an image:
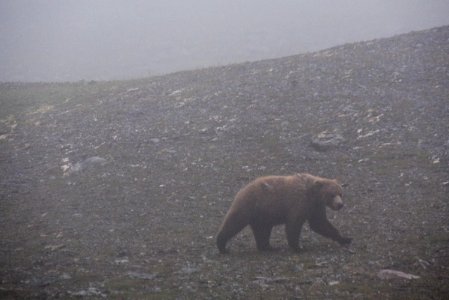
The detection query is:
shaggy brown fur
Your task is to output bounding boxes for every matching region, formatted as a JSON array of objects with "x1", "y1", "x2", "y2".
[{"x1": 216, "y1": 173, "x2": 352, "y2": 253}]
